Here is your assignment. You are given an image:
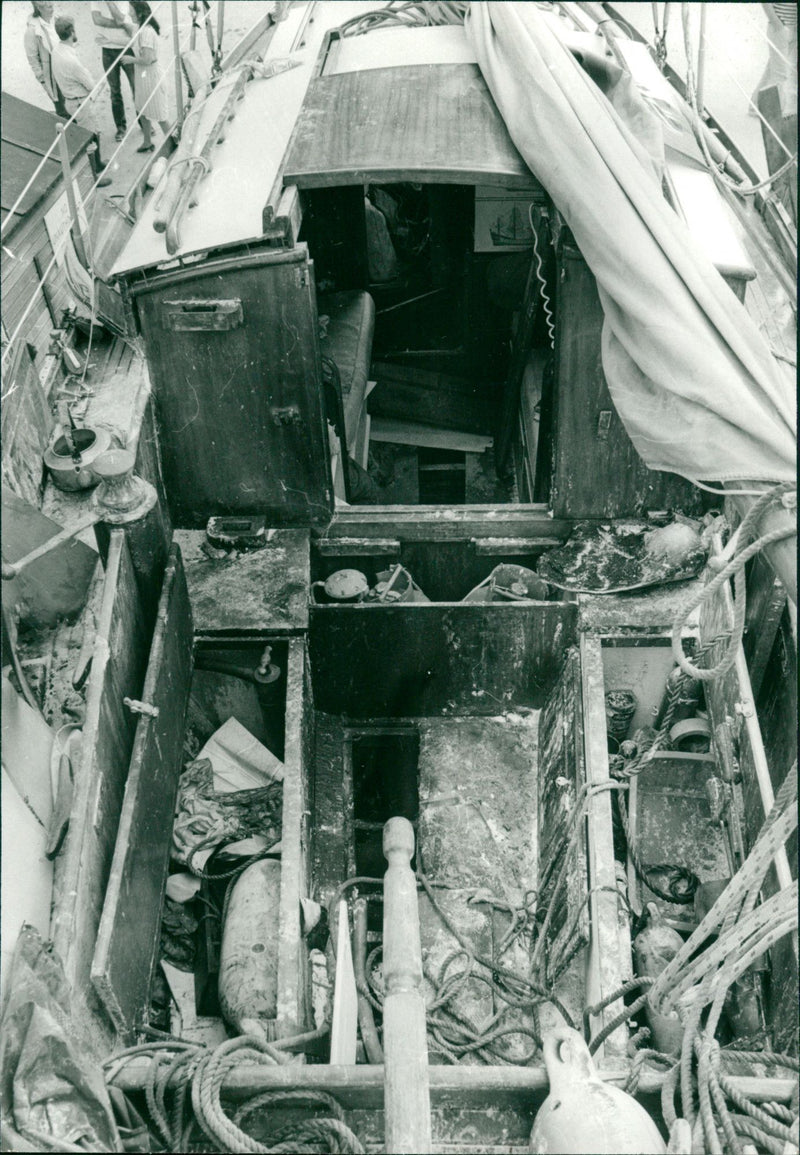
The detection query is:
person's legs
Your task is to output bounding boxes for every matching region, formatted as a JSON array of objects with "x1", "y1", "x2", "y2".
[
  {"x1": 138, "y1": 115, "x2": 153, "y2": 150},
  {"x1": 102, "y1": 46, "x2": 127, "y2": 136},
  {"x1": 120, "y1": 57, "x2": 141, "y2": 127},
  {"x1": 53, "y1": 85, "x2": 68, "y2": 120}
]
